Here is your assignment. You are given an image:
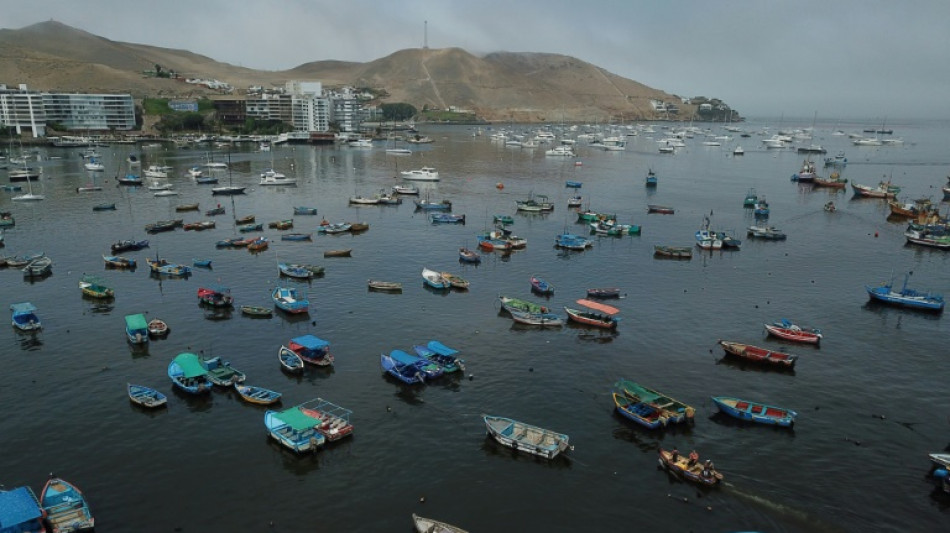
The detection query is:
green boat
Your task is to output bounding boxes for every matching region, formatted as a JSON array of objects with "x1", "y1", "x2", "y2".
[
  {"x1": 614, "y1": 379, "x2": 695, "y2": 423},
  {"x1": 576, "y1": 210, "x2": 617, "y2": 223},
  {"x1": 499, "y1": 295, "x2": 550, "y2": 314},
  {"x1": 493, "y1": 214, "x2": 514, "y2": 225},
  {"x1": 743, "y1": 188, "x2": 757, "y2": 208},
  {"x1": 124, "y1": 313, "x2": 149, "y2": 344},
  {"x1": 79, "y1": 274, "x2": 114, "y2": 298}
]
